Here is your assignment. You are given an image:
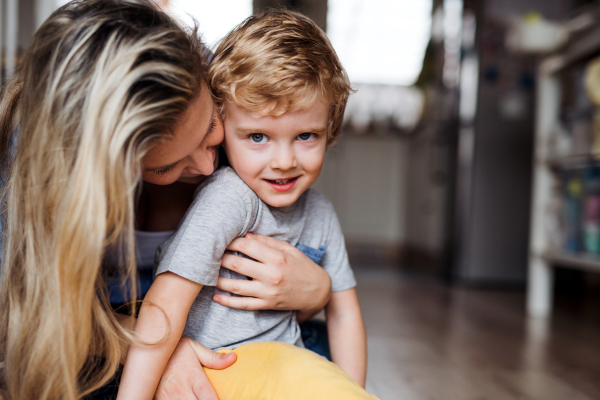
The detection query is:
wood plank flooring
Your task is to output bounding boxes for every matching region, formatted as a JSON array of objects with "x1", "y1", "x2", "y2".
[{"x1": 355, "y1": 265, "x2": 600, "y2": 400}]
